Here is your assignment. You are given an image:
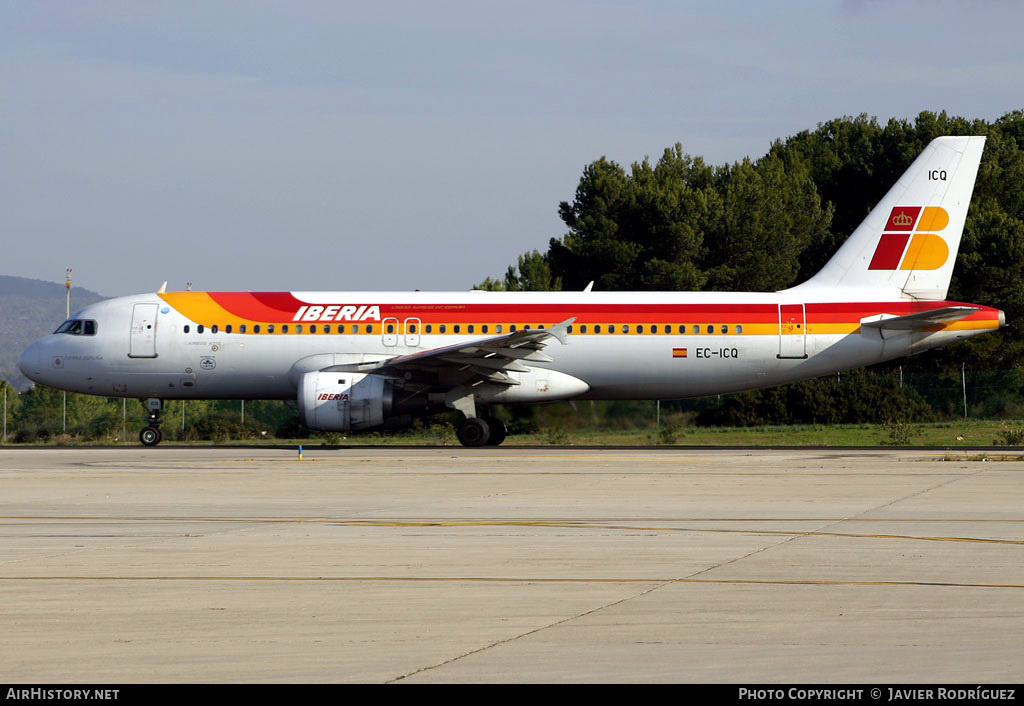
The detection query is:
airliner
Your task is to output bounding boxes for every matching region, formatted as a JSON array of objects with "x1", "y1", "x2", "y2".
[{"x1": 18, "y1": 136, "x2": 1003, "y2": 446}]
